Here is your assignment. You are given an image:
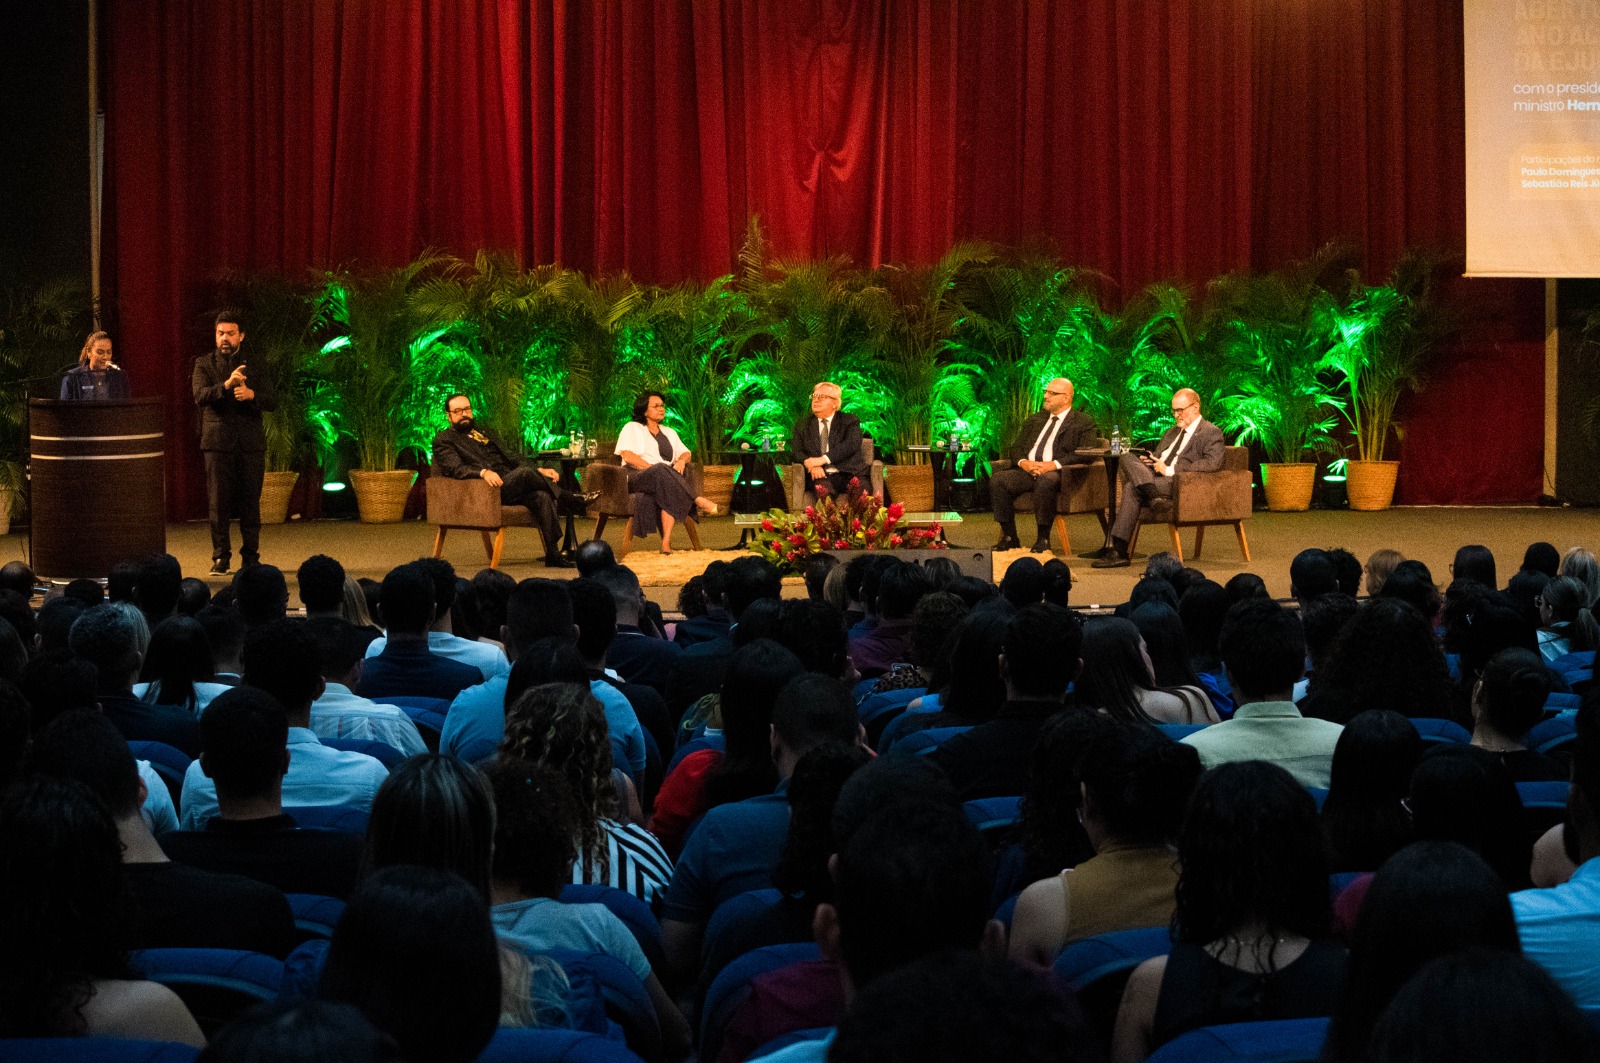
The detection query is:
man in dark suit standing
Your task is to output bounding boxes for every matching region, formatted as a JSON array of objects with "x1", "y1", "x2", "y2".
[
  {"x1": 990, "y1": 378, "x2": 1100, "y2": 552},
  {"x1": 1093, "y1": 387, "x2": 1225, "y2": 568},
  {"x1": 193, "y1": 310, "x2": 275, "y2": 576},
  {"x1": 430, "y1": 394, "x2": 594, "y2": 569},
  {"x1": 792, "y1": 381, "x2": 869, "y2": 497}
]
